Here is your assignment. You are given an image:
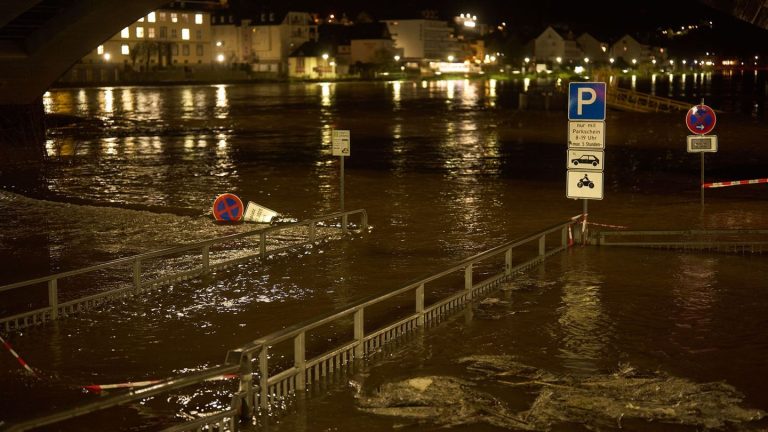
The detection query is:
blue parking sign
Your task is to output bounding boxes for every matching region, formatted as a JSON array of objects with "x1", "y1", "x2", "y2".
[{"x1": 568, "y1": 82, "x2": 606, "y2": 121}]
